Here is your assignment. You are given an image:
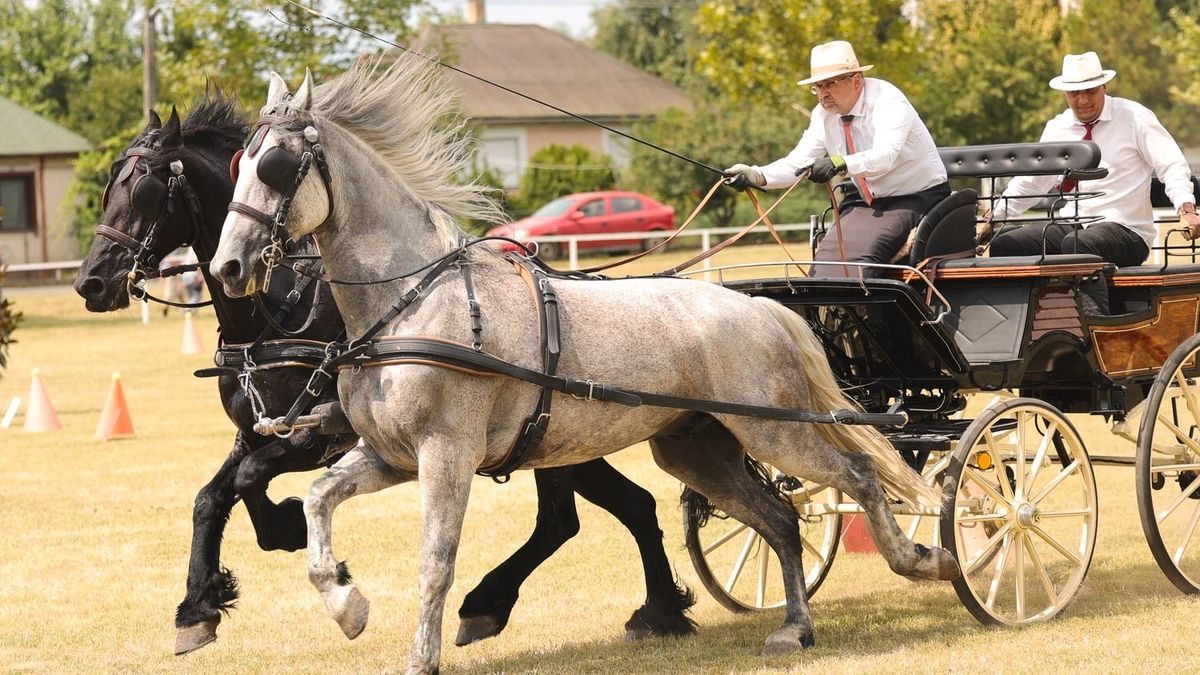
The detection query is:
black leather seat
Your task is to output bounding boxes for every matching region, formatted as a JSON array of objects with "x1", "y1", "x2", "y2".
[{"x1": 908, "y1": 189, "x2": 978, "y2": 266}]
